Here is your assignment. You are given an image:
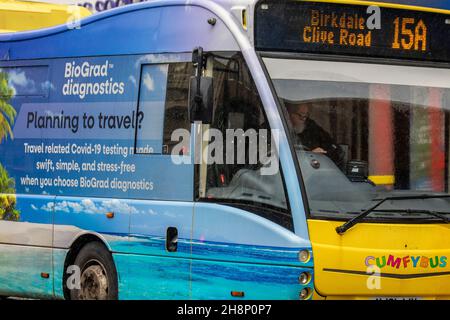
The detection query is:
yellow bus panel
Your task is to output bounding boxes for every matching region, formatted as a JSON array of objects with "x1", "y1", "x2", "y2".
[{"x1": 0, "y1": 0, "x2": 91, "y2": 33}]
